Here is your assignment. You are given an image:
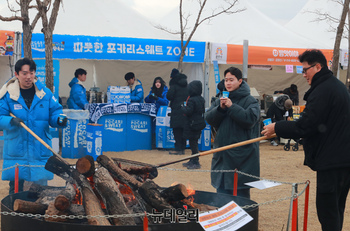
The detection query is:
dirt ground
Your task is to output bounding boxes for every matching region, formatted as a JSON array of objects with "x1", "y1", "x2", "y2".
[{"x1": 0, "y1": 141, "x2": 349, "y2": 231}]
